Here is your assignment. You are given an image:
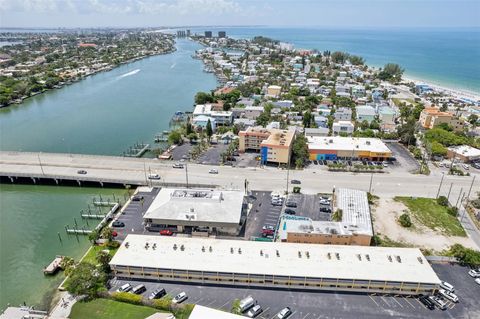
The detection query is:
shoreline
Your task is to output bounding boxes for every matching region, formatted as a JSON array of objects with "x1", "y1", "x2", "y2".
[{"x1": 402, "y1": 75, "x2": 480, "y2": 102}]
